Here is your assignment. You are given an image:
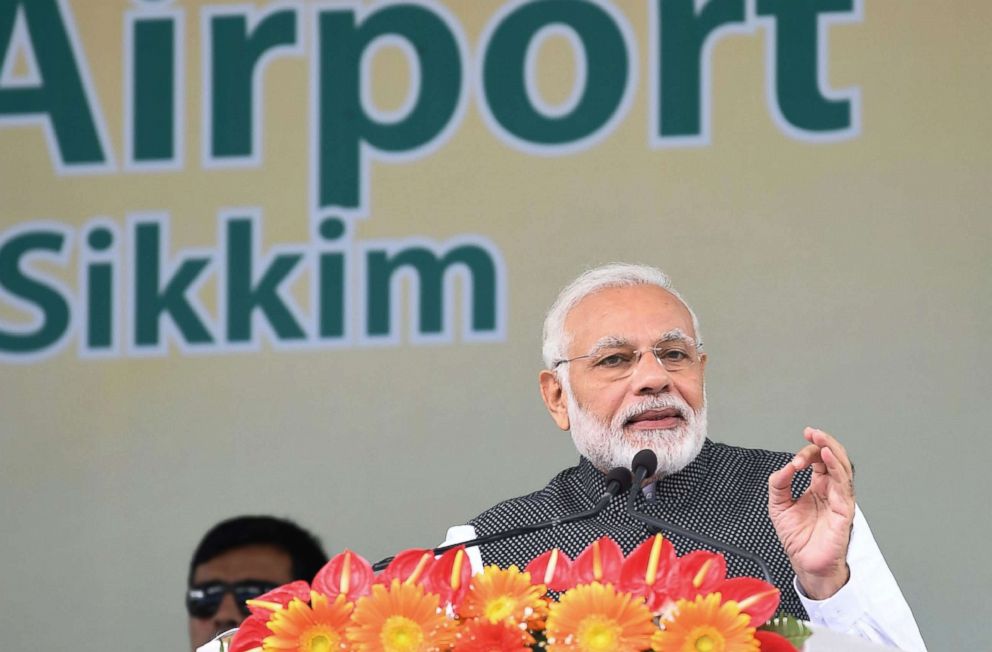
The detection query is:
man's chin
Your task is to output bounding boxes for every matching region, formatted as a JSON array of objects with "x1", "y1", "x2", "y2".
[
  {"x1": 622, "y1": 426, "x2": 688, "y2": 445},
  {"x1": 625, "y1": 428, "x2": 704, "y2": 476}
]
